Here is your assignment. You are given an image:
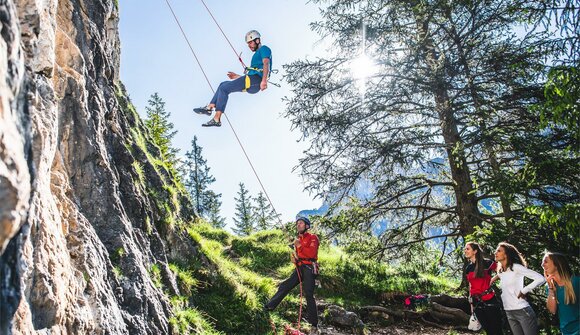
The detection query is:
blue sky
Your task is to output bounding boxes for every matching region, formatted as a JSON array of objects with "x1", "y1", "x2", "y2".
[{"x1": 118, "y1": 0, "x2": 326, "y2": 229}]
